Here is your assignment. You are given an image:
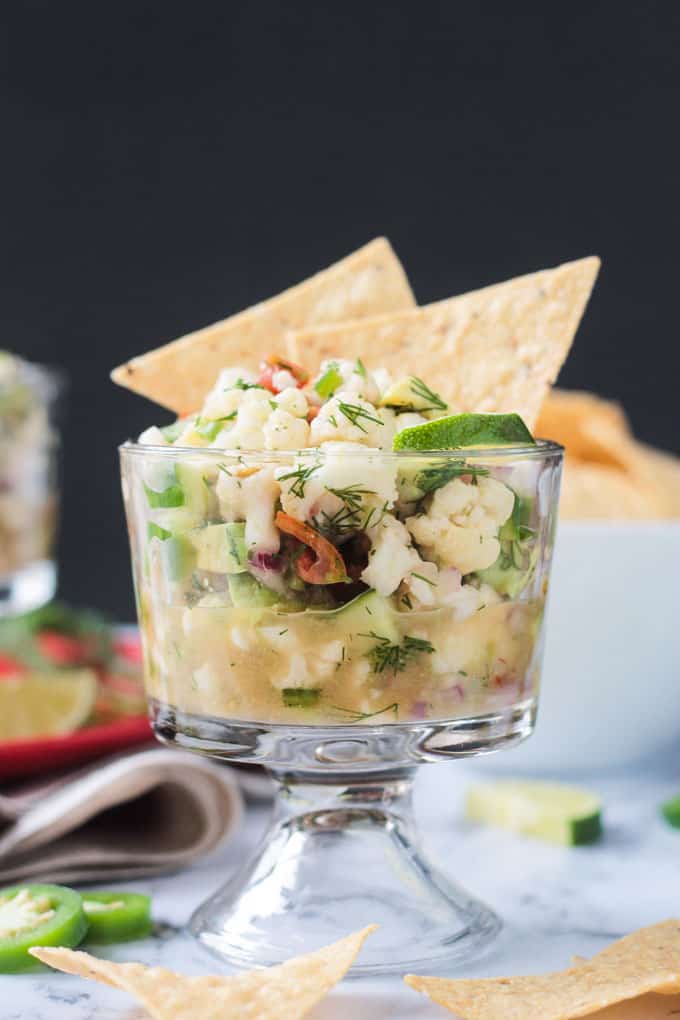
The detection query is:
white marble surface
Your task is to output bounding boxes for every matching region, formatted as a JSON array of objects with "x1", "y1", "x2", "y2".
[{"x1": 3, "y1": 760, "x2": 680, "y2": 1019}]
